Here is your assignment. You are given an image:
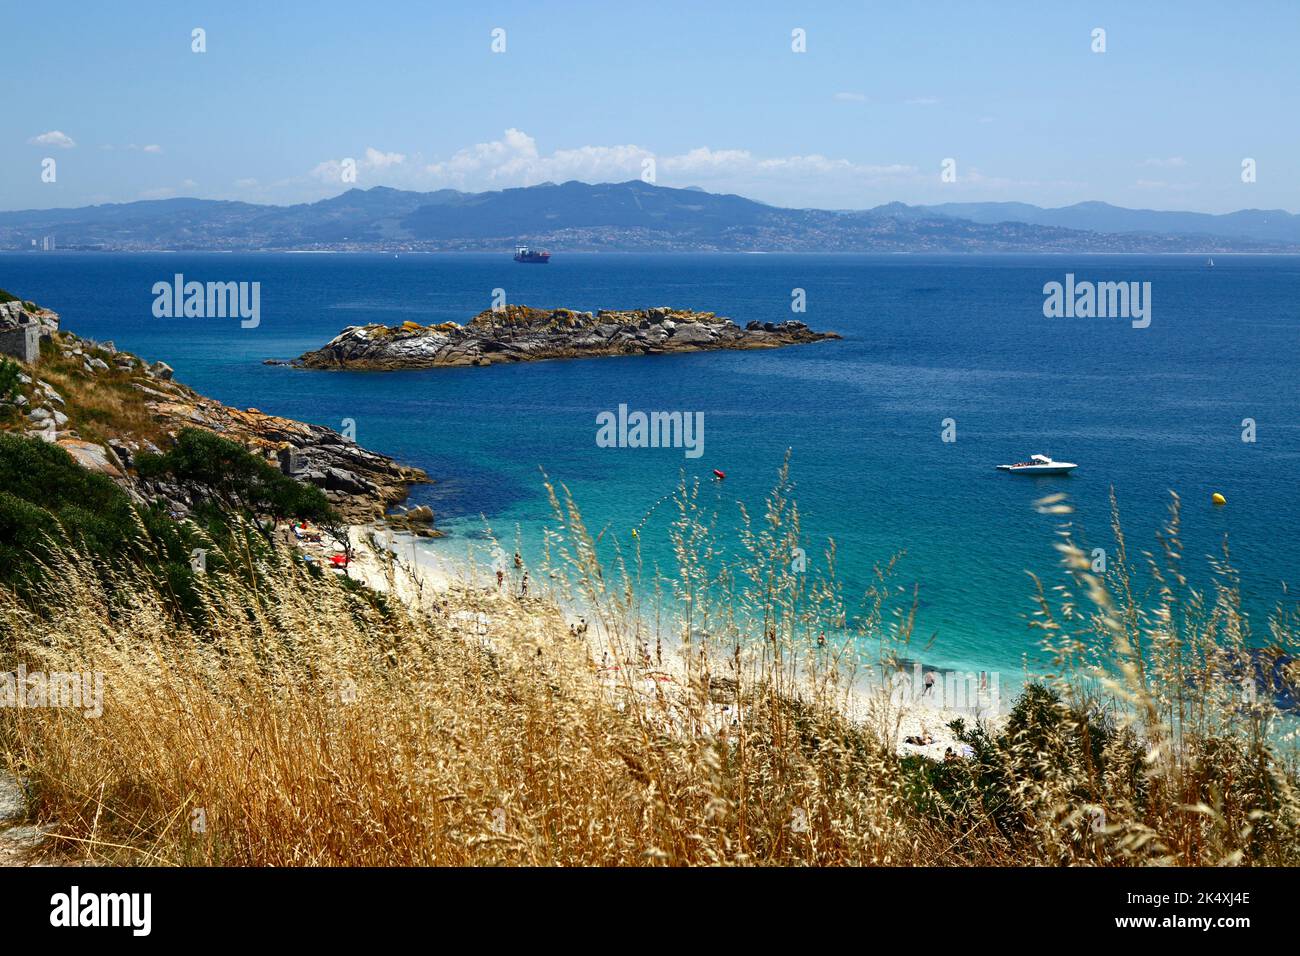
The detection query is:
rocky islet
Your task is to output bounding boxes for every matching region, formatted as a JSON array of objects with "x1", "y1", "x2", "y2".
[{"x1": 289, "y1": 304, "x2": 840, "y2": 371}]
